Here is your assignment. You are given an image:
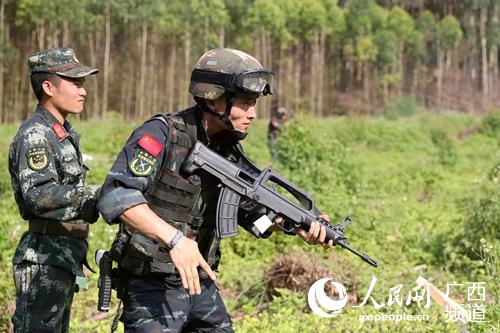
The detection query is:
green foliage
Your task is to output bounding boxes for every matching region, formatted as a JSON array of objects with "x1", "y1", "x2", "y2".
[
  {"x1": 438, "y1": 15, "x2": 463, "y2": 50},
  {"x1": 386, "y1": 6, "x2": 414, "y2": 41},
  {"x1": 480, "y1": 110, "x2": 500, "y2": 140},
  {"x1": 244, "y1": 0, "x2": 289, "y2": 42},
  {"x1": 458, "y1": 163, "x2": 499, "y2": 258},
  {"x1": 381, "y1": 95, "x2": 420, "y2": 119},
  {"x1": 374, "y1": 29, "x2": 398, "y2": 67},
  {"x1": 0, "y1": 111, "x2": 498, "y2": 331},
  {"x1": 405, "y1": 30, "x2": 426, "y2": 60},
  {"x1": 430, "y1": 129, "x2": 458, "y2": 166},
  {"x1": 415, "y1": 10, "x2": 437, "y2": 40}
]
